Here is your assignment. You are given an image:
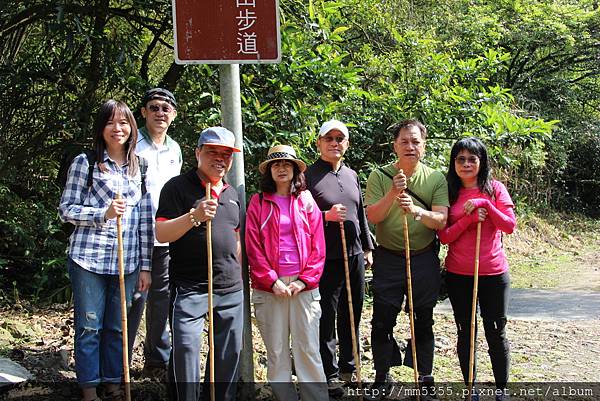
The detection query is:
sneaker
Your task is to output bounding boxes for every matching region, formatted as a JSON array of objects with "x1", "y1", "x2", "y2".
[{"x1": 327, "y1": 377, "x2": 346, "y2": 398}]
